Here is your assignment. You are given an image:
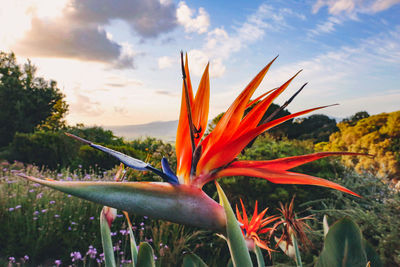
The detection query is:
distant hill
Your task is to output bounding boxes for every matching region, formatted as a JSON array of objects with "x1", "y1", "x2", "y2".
[{"x1": 105, "y1": 120, "x2": 178, "y2": 142}]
